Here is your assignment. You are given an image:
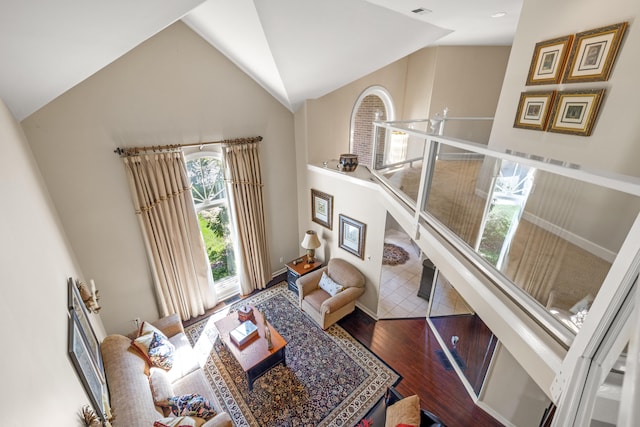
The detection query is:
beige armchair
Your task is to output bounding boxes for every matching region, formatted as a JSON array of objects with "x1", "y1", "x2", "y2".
[{"x1": 298, "y1": 258, "x2": 365, "y2": 329}]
